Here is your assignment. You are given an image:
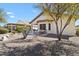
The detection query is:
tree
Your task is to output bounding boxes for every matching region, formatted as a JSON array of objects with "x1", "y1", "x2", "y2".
[
  {"x1": 22, "y1": 26, "x2": 31, "y2": 39},
  {"x1": 0, "y1": 8, "x2": 7, "y2": 23},
  {"x1": 37, "y1": 3, "x2": 79, "y2": 41},
  {"x1": 0, "y1": 8, "x2": 7, "y2": 28}
]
